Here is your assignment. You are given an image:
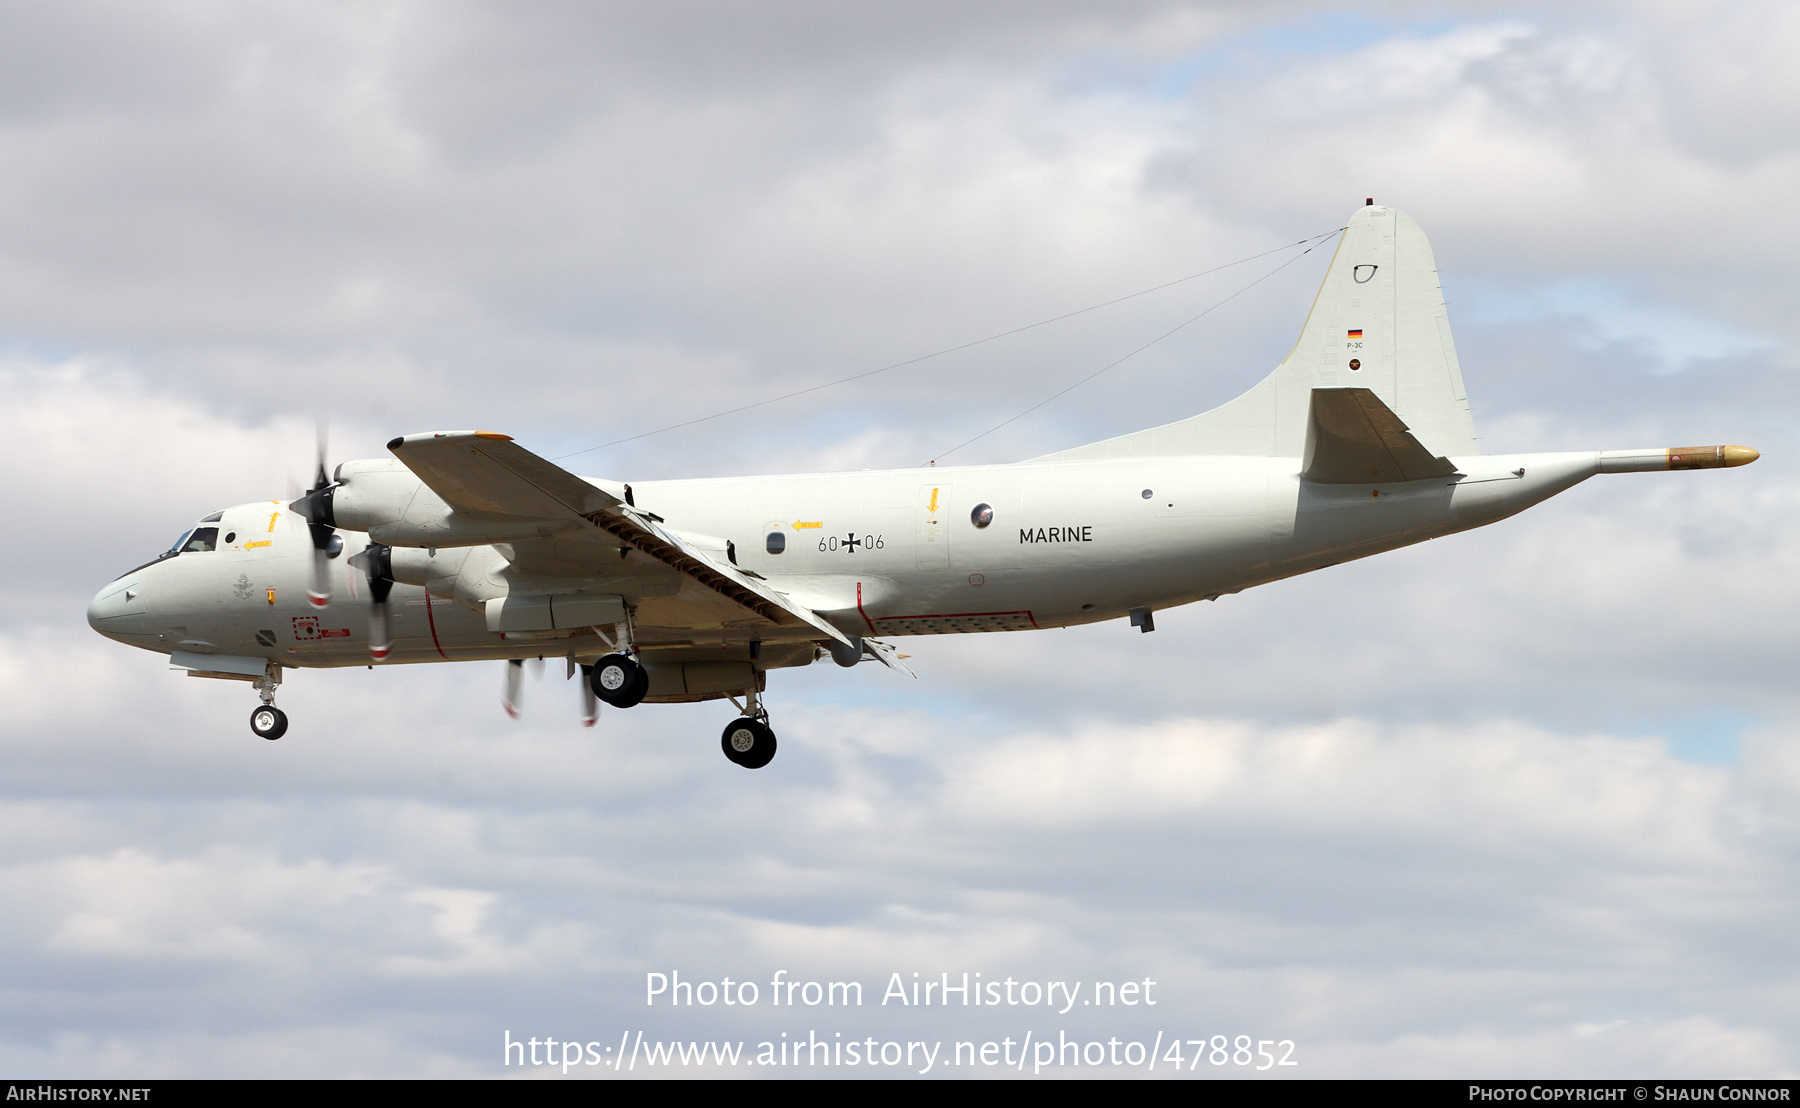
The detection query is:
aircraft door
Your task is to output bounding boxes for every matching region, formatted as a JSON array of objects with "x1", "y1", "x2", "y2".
[{"x1": 915, "y1": 483, "x2": 951, "y2": 570}]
